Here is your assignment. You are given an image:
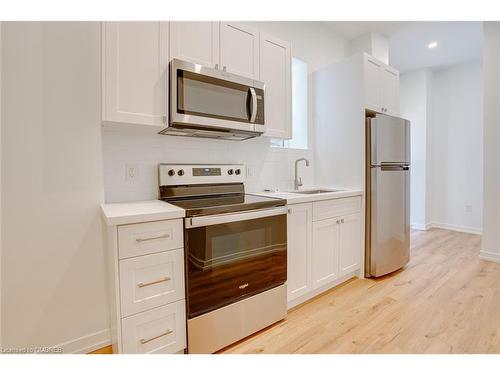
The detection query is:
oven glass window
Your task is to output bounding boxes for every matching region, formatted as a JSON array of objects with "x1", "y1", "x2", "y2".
[
  {"x1": 177, "y1": 70, "x2": 250, "y2": 122},
  {"x1": 185, "y1": 214, "x2": 287, "y2": 318}
]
